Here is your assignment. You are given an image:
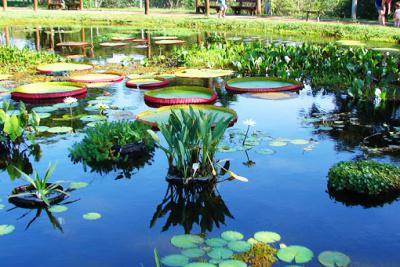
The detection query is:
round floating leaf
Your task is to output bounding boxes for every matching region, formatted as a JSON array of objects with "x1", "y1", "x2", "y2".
[
  {"x1": 32, "y1": 106, "x2": 58, "y2": 113},
  {"x1": 35, "y1": 126, "x2": 49, "y2": 132},
  {"x1": 37, "y1": 63, "x2": 93, "y2": 74},
  {"x1": 269, "y1": 141, "x2": 288, "y2": 147},
  {"x1": 318, "y1": 126, "x2": 333, "y2": 131},
  {"x1": 277, "y1": 245, "x2": 314, "y2": 264},
  {"x1": 53, "y1": 102, "x2": 78, "y2": 109},
  {"x1": 175, "y1": 68, "x2": 234, "y2": 78},
  {"x1": 207, "y1": 248, "x2": 233, "y2": 260},
  {"x1": 88, "y1": 99, "x2": 112, "y2": 105},
  {"x1": 0, "y1": 204, "x2": 5, "y2": 210},
  {"x1": 290, "y1": 139, "x2": 309, "y2": 145},
  {"x1": 226, "y1": 77, "x2": 302, "y2": 93},
  {"x1": 70, "y1": 73, "x2": 124, "y2": 83},
  {"x1": 80, "y1": 115, "x2": 107, "y2": 122},
  {"x1": 219, "y1": 260, "x2": 247, "y2": 267},
  {"x1": 48, "y1": 205, "x2": 68, "y2": 213},
  {"x1": 221, "y1": 231, "x2": 244, "y2": 241},
  {"x1": 171, "y1": 234, "x2": 204, "y2": 249},
  {"x1": 209, "y1": 259, "x2": 223, "y2": 264},
  {"x1": 69, "y1": 182, "x2": 89, "y2": 189},
  {"x1": 100, "y1": 42, "x2": 128, "y2": 47},
  {"x1": 181, "y1": 248, "x2": 205, "y2": 258},
  {"x1": 183, "y1": 263, "x2": 216, "y2": 267},
  {"x1": 86, "y1": 121, "x2": 102, "y2": 127},
  {"x1": 227, "y1": 241, "x2": 251, "y2": 253},
  {"x1": 0, "y1": 224, "x2": 15, "y2": 236},
  {"x1": 318, "y1": 251, "x2": 350, "y2": 267},
  {"x1": 161, "y1": 254, "x2": 189, "y2": 266},
  {"x1": 47, "y1": 126, "x2": 73, "y2": 134},
  {"x1": 254, "y1": 231, "x2": 281, "y2": 244},
  {"x1": 206, "y1": 238, "x2": 228, "y2": 247},
  {"x1": 256, "y1": 148, "x2": 276, "y2": 155},
  {"x1": 34, "y1": 113, "x2": 51, "y2": 119},
  {"x1": 83, "y1": 212, "x2": 102, "y2": 220},
  {"x1": 155, "y1": 39, "x2": 185, "y2": 45}
]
